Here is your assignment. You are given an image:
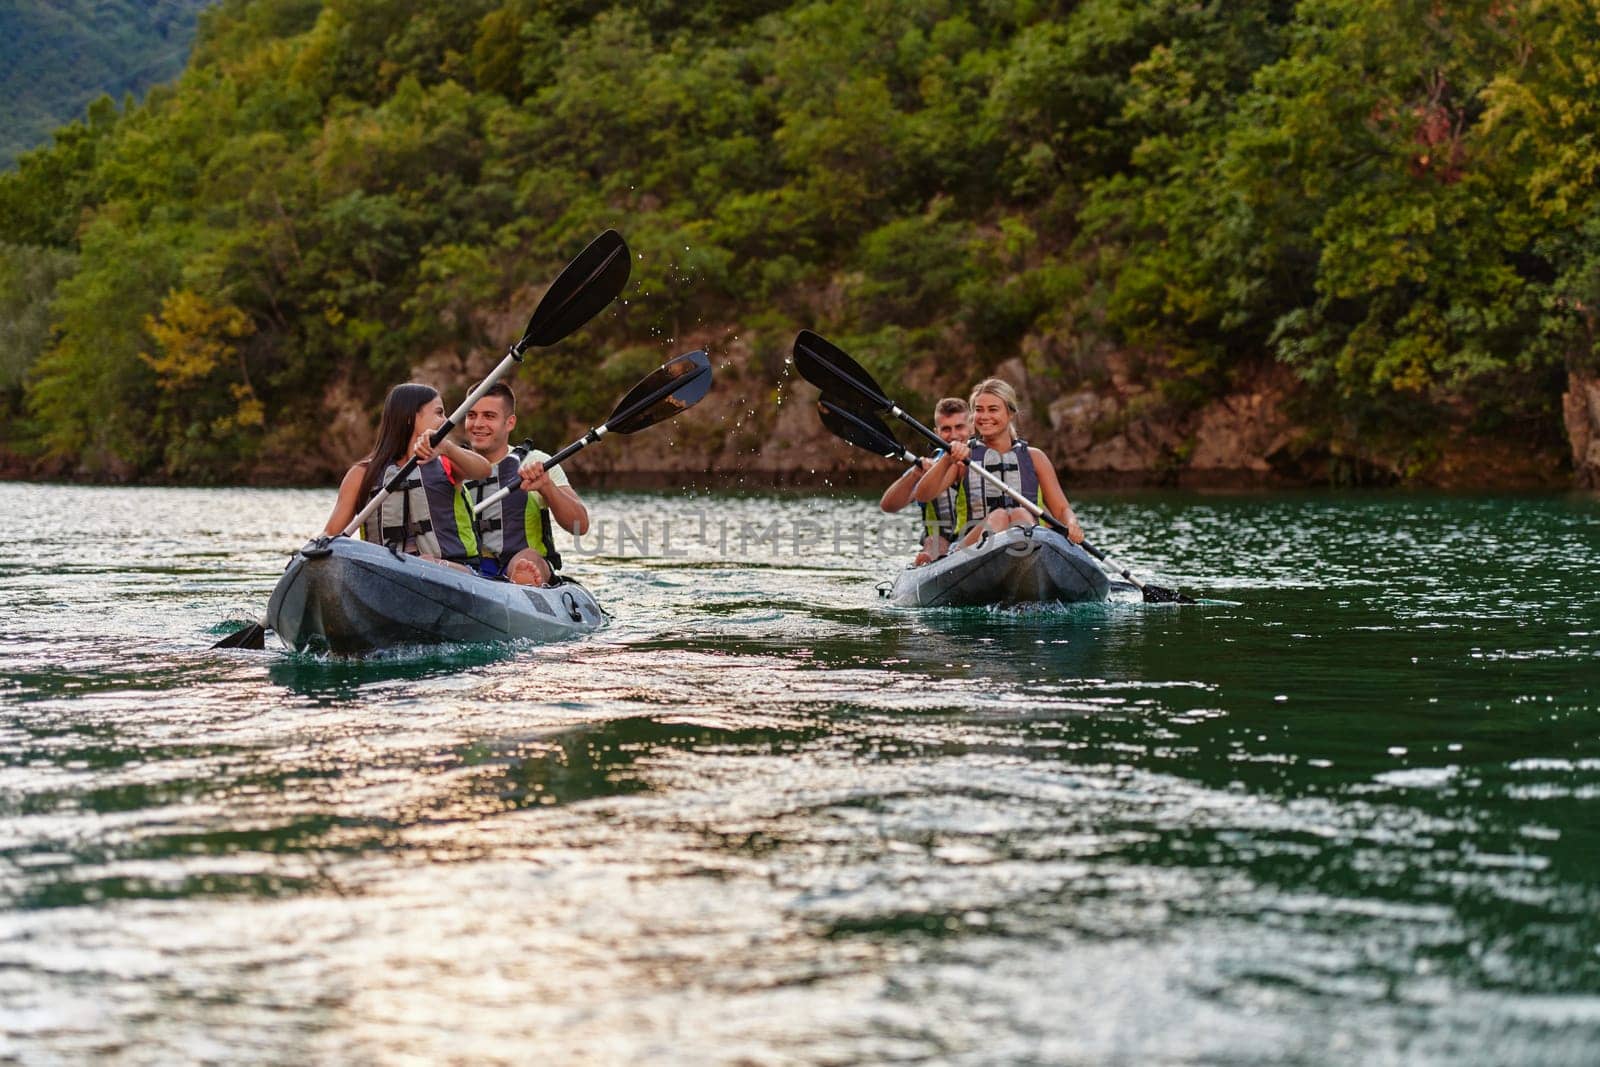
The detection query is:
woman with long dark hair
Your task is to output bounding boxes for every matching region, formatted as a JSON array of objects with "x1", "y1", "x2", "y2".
[{"x1": 322, "y1": 383, "x2": 492, "y2": 564}]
